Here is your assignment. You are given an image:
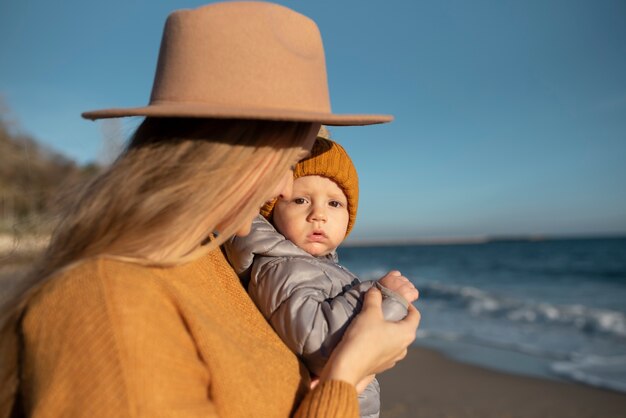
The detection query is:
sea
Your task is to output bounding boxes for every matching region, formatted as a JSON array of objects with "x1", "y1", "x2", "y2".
[{"x1": 338, "y1": 237, "x2": 626, "y2": 393}]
